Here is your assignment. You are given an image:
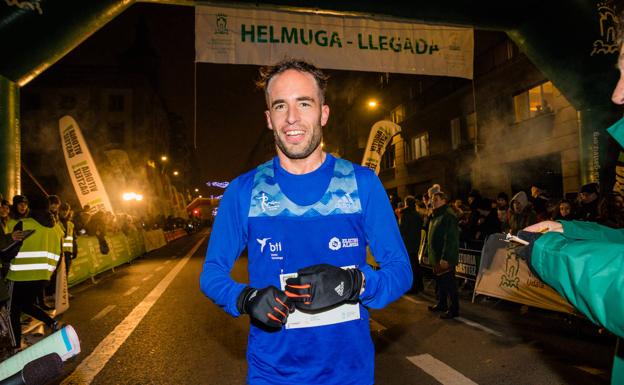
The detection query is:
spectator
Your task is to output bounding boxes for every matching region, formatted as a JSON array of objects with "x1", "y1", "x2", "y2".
[
  {"x1": 400, "y1": 196, "x2": 424, "y2": 293},
  {"x1": 395, "y1": 201, "x2": 405, "y2": 223},
  {"x1": 601, "y1": 192, "x2": 624, "y2": 228},
  {"x1": 475, "y1": 198, "x2": 501, "y2": 242},
  {"x1": 426, "y1": 190, "x2": 460, "y2": 319},
  {"x1": 530, "y1": 185, "x2": 550, "y2": 222},
  {"x1": 496, "y1": 192, "x2": 509, "y2": 211},
  {"x1": 576, "y1": 182, "x2": 604, "y2": 222},
  {"x1": 9, "y1": 195, "x2": 29, "y2": 220},
  {"x1": 73, "y1": 205, "x2": 91, "y2": 234},
  {"x1": 553, "y1": 199, "x2": 575, "y2": 221},
  {"x1": 58, "y1": 203, "x2": 77, "y2": 278},
  {"x1": 0, "y1": 200, "x2": 24, "y2": 280},
  {"x1": 506, "y1": 191, "x2": 537, "y2": 235}
]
